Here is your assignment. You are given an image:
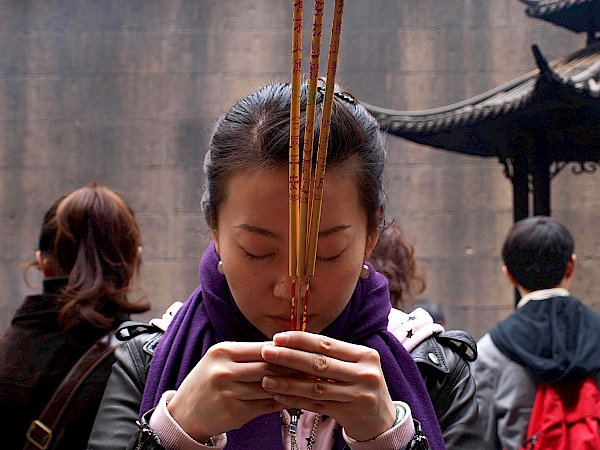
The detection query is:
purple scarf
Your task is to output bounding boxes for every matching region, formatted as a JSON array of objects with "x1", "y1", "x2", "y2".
[{"x1": 141, "y1": 242, "x2": 445, "y2": 449}]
